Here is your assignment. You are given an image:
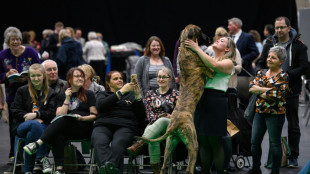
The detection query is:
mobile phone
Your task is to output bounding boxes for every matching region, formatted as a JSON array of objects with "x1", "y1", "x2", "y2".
[{"x1": 131, "y1": 74, "x2": 137, "y2": 84}]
